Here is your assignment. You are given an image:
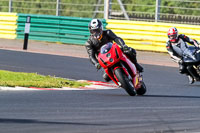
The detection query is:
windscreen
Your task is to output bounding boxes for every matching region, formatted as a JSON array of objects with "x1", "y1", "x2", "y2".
[{"x1": 100, "y1": 42, "x2": 113, "y2": 54}]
